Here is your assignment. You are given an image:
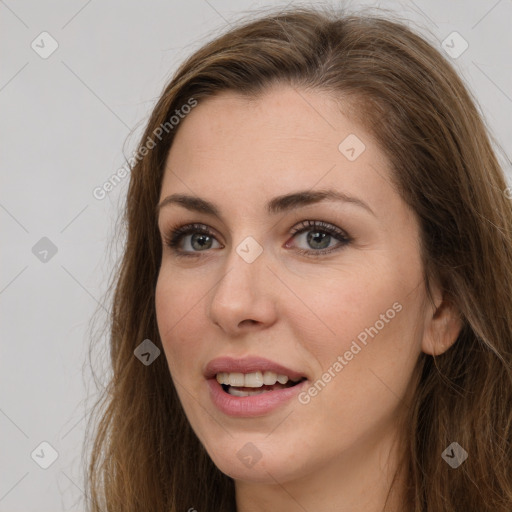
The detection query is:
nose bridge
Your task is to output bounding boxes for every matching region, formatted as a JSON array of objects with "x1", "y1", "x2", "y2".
[
  {"x1": 207, "y1": 235, "x2": 275, "y2": 328},
  {"x1": 213, "y1": 237, "x2": 266, "y2": 303}
]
